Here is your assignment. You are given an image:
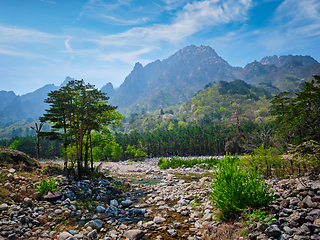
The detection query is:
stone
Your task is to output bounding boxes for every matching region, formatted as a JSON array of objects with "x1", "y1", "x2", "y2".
[
  {"x1": 8, "y1": 168, "x2": 15, "y2": 173},
  {"x1": 84, "y1": 219, "x2": 103, "y2": 230},
  {"x1": 87, "y1": 229, "x2": 98, "y2": 239},
  {"x1": 177, "y1": 199, "x2": 189, "y2": 205},
  {"x1": 283, "y1": 226, "x2": 293, "y2": 235},
  {"x1": 302, "y1": 195, "x2": 314, "y2": 208},
  {"x1": 265, "y1": 225, "x2": 281, "y2": 238},
  {"x1": 142, "y1": 221, "x2": 158, "y2": 230},
  {"x1": 23, "y1": 197, "x2": 32, "y2": 205},
  {"x1": 96, "y1": 206, "x2": 106, "y2": 213},
  {"x1": 167, "y1": 229, "x2": 177, "y2": 236},
  {"x1": 121, "y1": 199, "x2": 133, "y2": 208},
  {"x1": 0, "y1": 203, "x2": 8, "y2": 211},
  {"x1": 57, "y1": 231, "x2": 76, "y2": 240},
  {"x1": 153, "y1": 216, "x2": 166, "y2": 224},
  {"x1": 110, "y1": 199, "x2": 118, "y2": 207},
  {"x1": 42, "y1": 191, "x2": 62, "y2": 202},
  {"x1": 69, "y1": 230, "x2": 78, "y2": 235},
  {"x1": 123, "y1": 229, "x2": 144, "y2": 240}
]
